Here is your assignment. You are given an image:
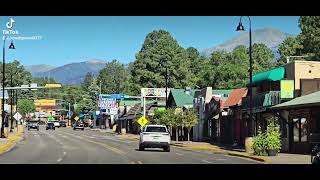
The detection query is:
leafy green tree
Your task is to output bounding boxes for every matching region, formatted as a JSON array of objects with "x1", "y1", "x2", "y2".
[
  {"x1": 181, "y1": 109, "x2": 198, "y2": 142},
  {"x1": 131, "y1": 30, "x2": 195, "y2": 94},
  {"x1": 277, "y1": 36, "x2": 303, "y2": 66},
  {"x1": 97, "y1": 59, "x2": 128, "y2": 94},
  {"x1": 252, "y1": 43, "x2": 274, "y2": 73},
  {"x1": 81, "y1": 72, "x2": 94, "y2": 91},
  {"x1": 62, "y1": 85, "x2": 84, "y2": 111},
  {"x1": 299, "y1": 16, "x2": 320, "y2": 60},
  {"x1": 17, "y1": 99, "x2": 35, "y2": 117}
]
